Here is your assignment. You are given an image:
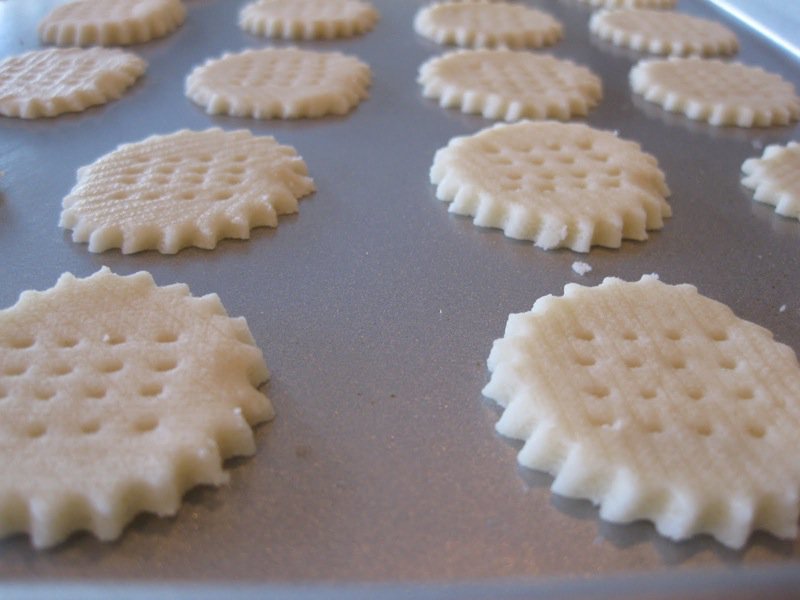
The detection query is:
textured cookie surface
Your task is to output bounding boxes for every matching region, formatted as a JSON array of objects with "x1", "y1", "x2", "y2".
[
  {"x1": 39, "y1": 0, "x2": 186, "y2": 46},
  {"x1": 430, "y1": 121, "x2": 670, "y2": 252},
  {"x1": 741, "y1": 142, "x2": 800, "y2": 219},
  {"x1": 576, "y1": 0, "x2": 676, "y2": 8},
  {"x1": 419, "y1": 49, "x2": 601, "y2": 121},
  {"x1": 483, "y1": 275, "x2": 800, "y2": 548},
  {"x1": 240, "y1": 0, "x2": 378, "y2": 39},
  {"x1": 60, "y1": 128, "x2": 315, "y2": 254},
  {"x1": 0, "y1": 268, "x2": 273, "y2": 549},
  {"x1": 414, "y1": 1, "x2": 562, "y2": 49},
  {"x1": 590, "y1": 9, "x2": 738, "y2": 56},
  {"x1": 185, "y1": 47, "x2": 371, "y2": 119},
  {"x1": 0, "y1": 47, "x2": 146, "y2": 119},
  {"x1": 630, "y1": 58, "x2": 800, "y2": 127}
]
